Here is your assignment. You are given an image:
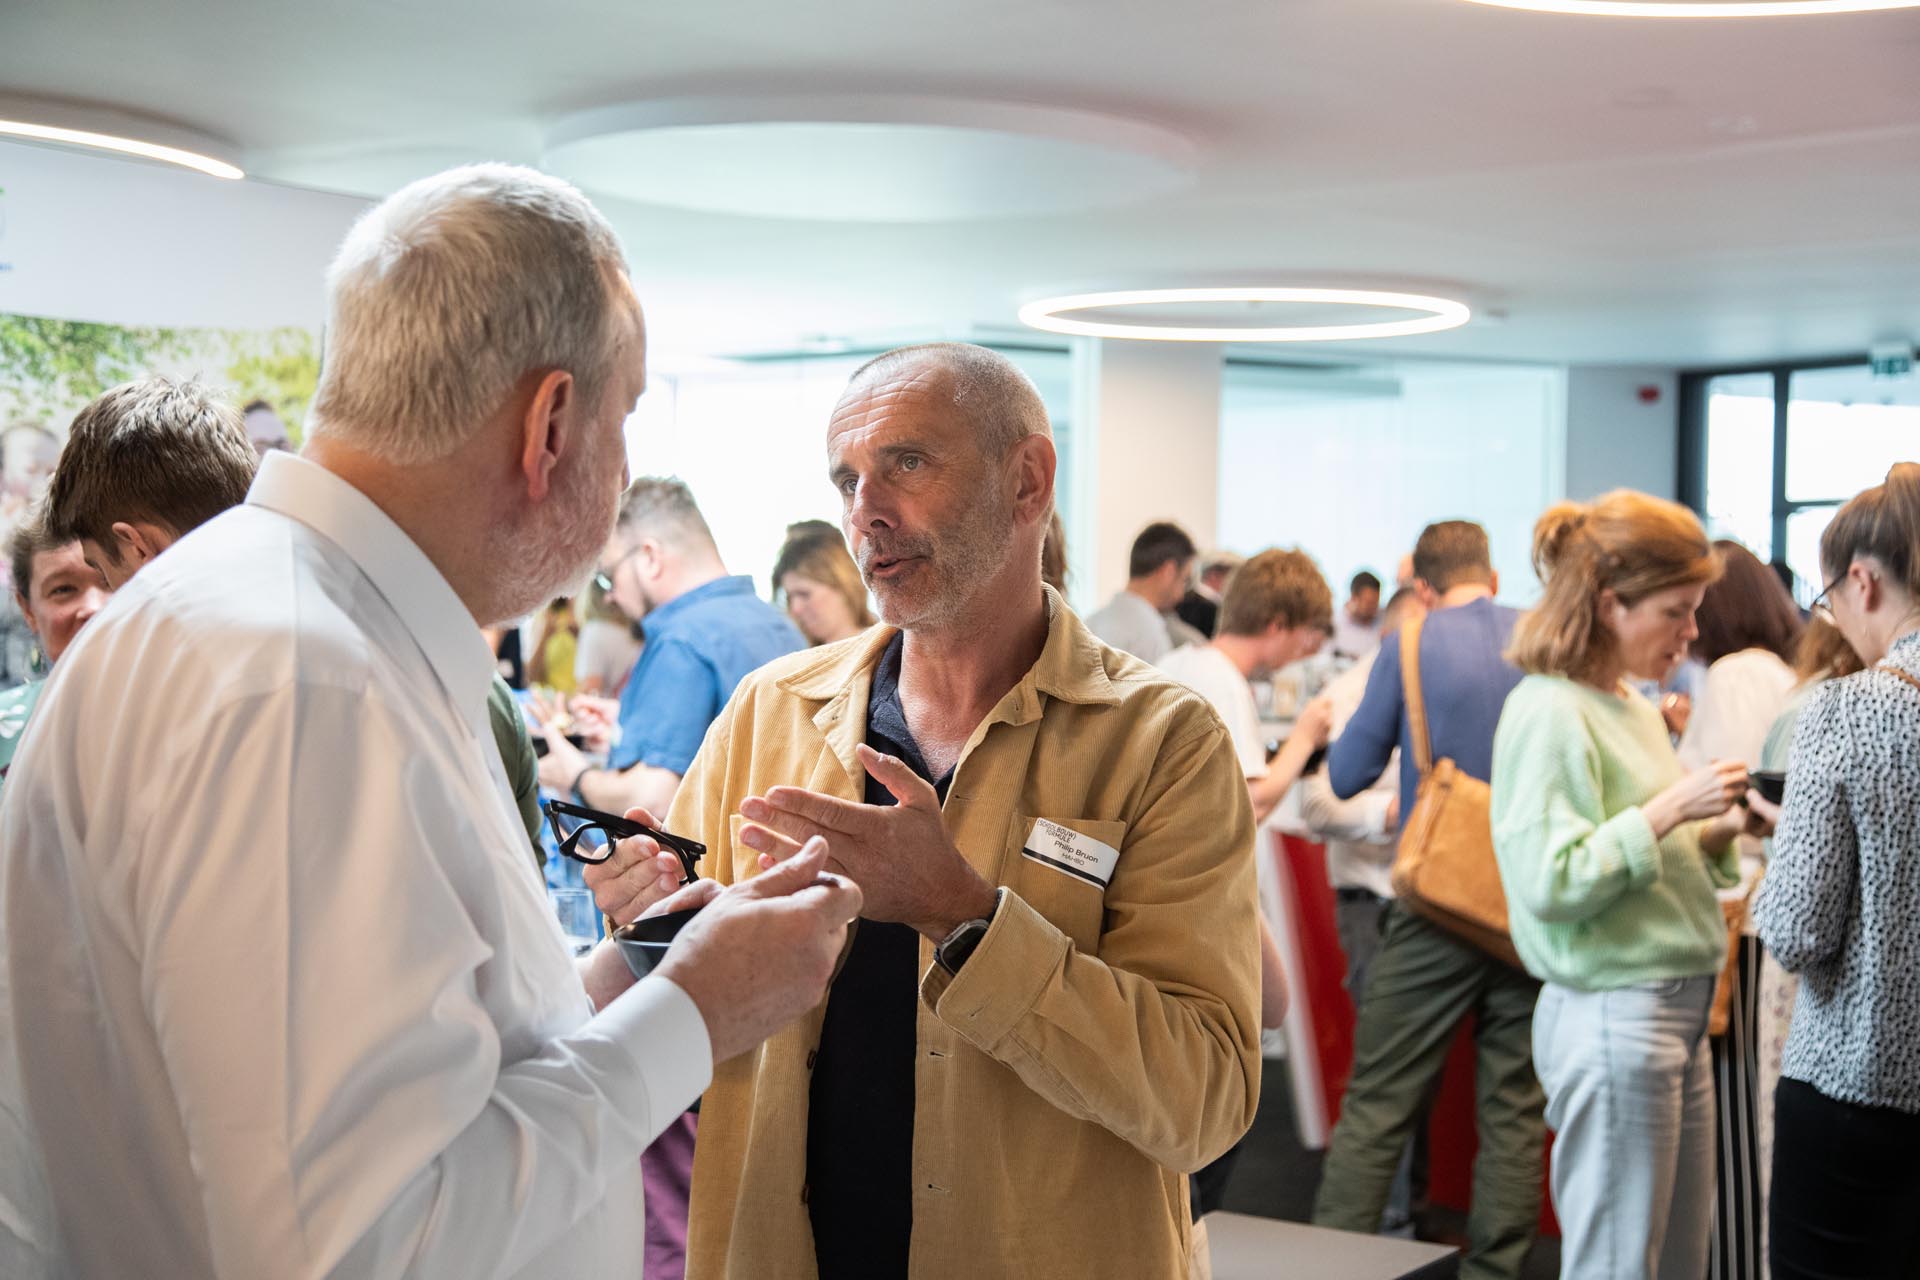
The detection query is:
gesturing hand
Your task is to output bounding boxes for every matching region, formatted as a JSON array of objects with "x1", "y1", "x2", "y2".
[
  {"x1": 736, "y1": 743, "x2": 998, "y2": 942},
  {"x1": 655, "y1": 838, "x2": 865, "y2": 1065}
]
